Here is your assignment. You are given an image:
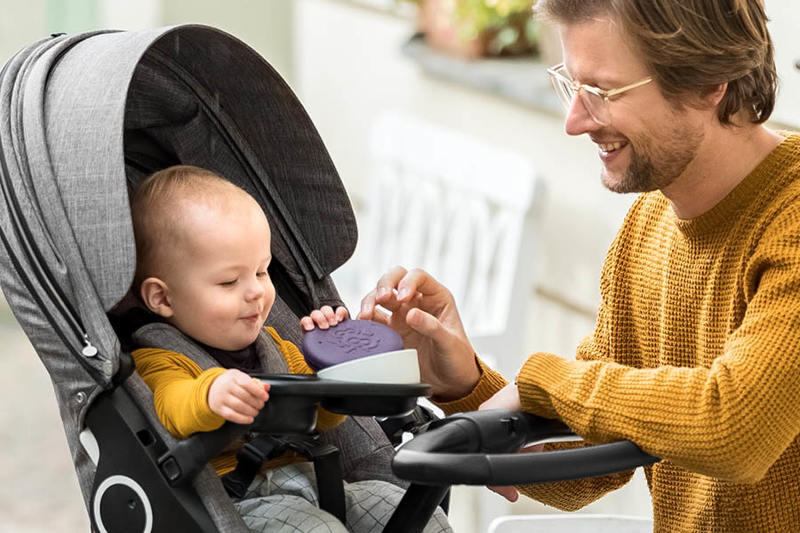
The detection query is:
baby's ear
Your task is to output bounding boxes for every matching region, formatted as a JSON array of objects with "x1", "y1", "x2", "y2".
[{"x1": 139, "y1": 277, "x2": 174, "y2": 318}]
